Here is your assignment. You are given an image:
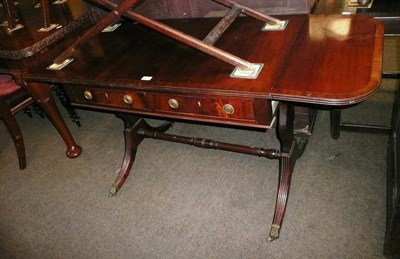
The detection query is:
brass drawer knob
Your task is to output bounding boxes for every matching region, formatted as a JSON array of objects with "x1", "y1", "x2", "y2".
[
  {"x1": 83, "y1": 90, "x2": 93, "y2": 100},
  {"x1": 223, "y1": 104, "x2": 234, "y2": 114},
  {"x1": 123, "y1": 95, "x2": 133, "y2": 104},
  {"x1": 168, "y1": 98, "x2": 179, "y2": 109}
]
